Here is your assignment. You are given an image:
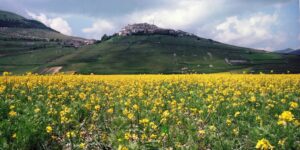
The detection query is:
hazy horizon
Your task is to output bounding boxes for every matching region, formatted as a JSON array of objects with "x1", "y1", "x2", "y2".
[{"x1": 0, "y1": 0, "x2": 299, "y2": 51}]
